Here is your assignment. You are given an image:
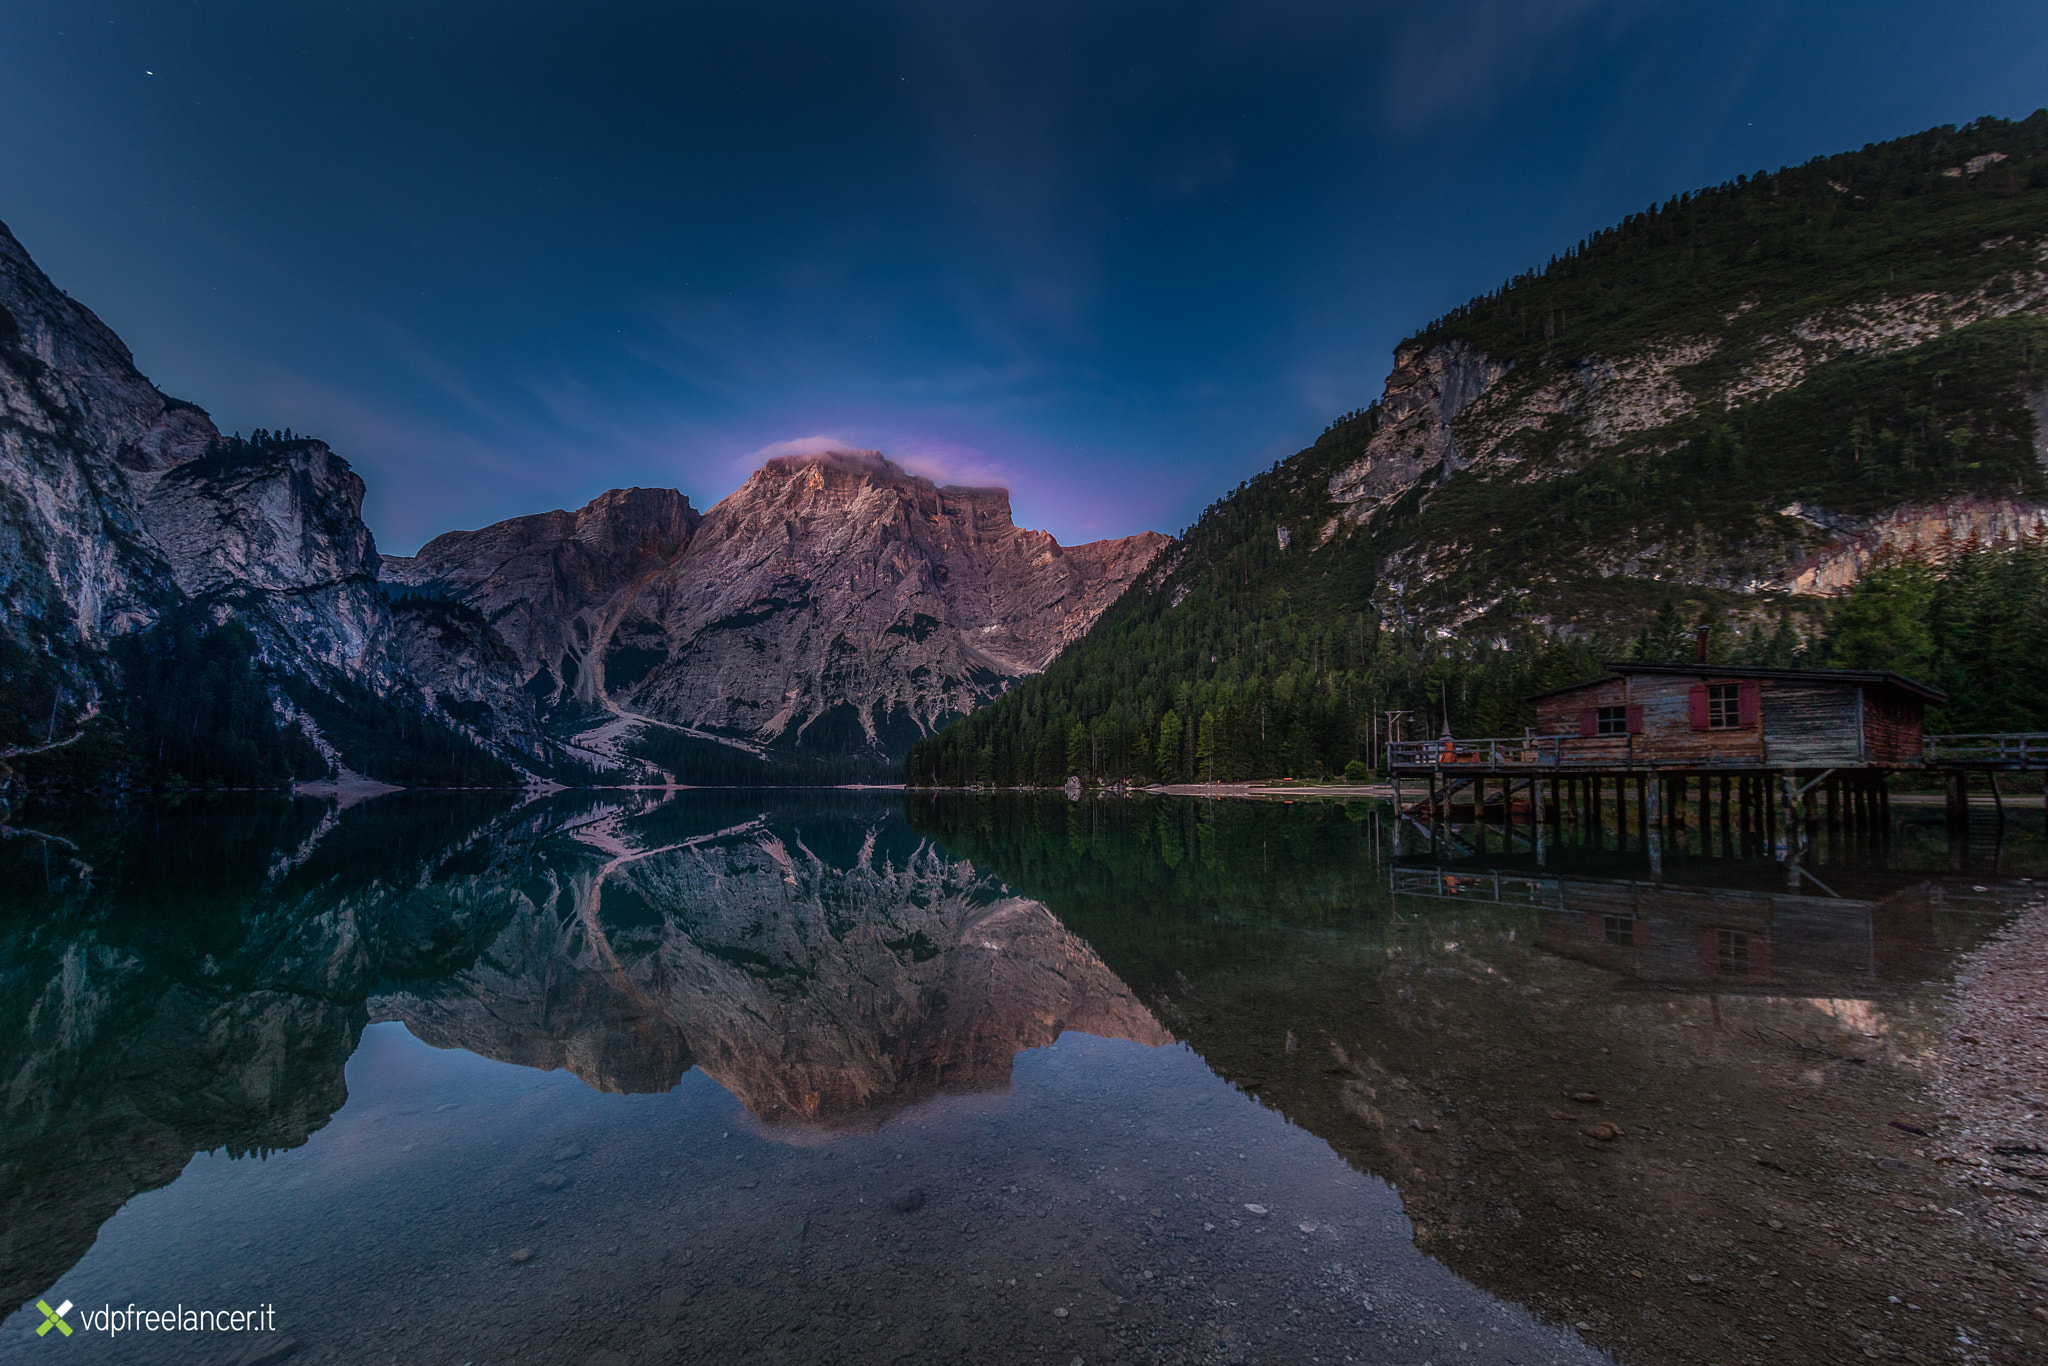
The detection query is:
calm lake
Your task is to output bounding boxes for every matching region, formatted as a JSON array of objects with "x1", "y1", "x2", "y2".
[{"x1": 1, "y1": 789, "x2": 2036, "y2": 1364}]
